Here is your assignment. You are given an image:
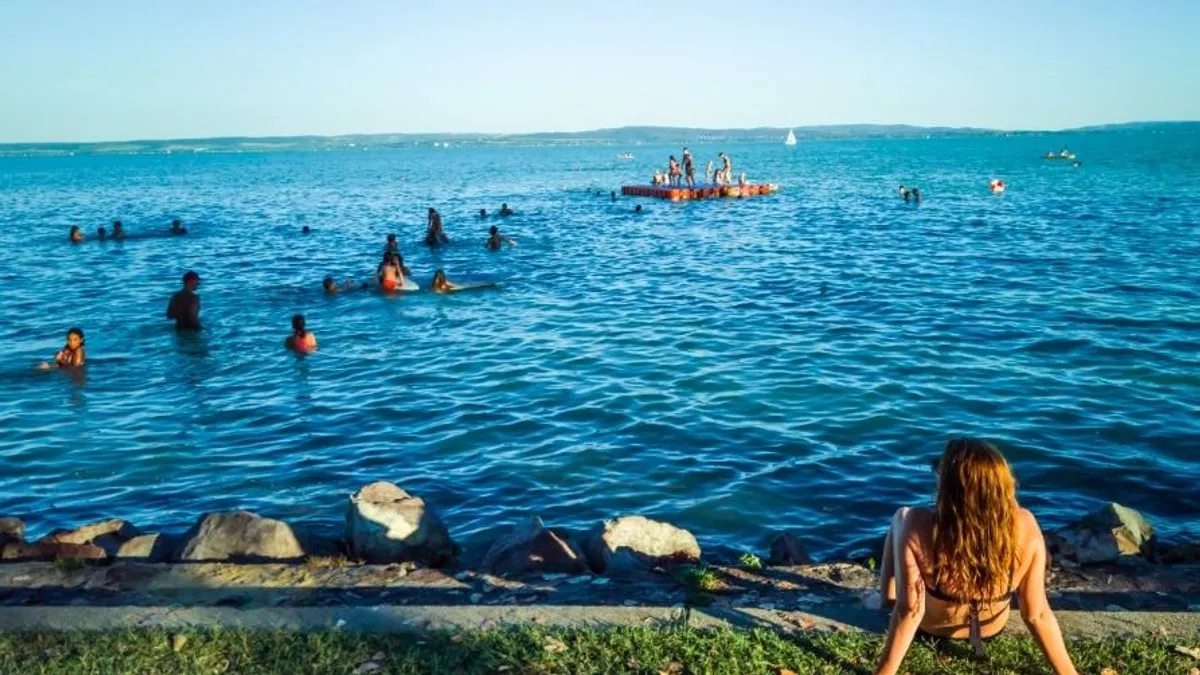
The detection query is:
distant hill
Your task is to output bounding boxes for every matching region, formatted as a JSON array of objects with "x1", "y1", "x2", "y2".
[{"x1": 1, "y1": 122, "x2": 1195, "y2": 157}]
